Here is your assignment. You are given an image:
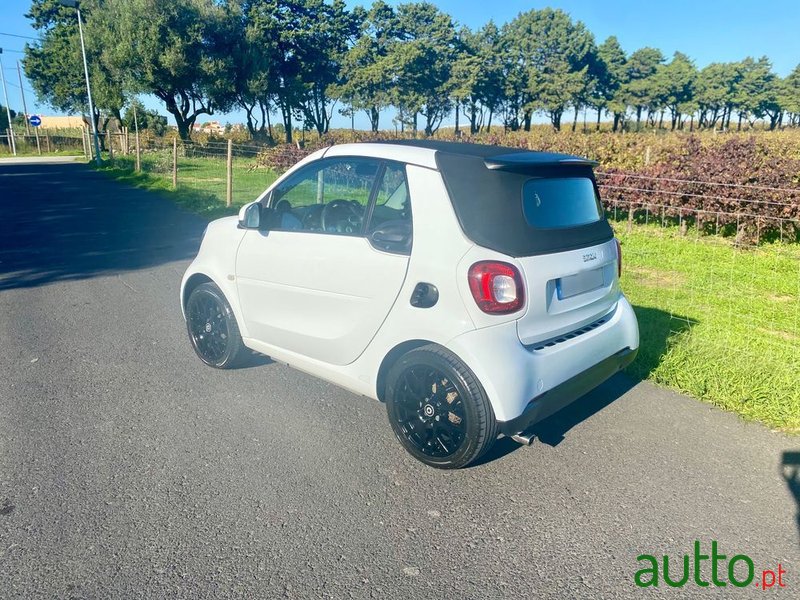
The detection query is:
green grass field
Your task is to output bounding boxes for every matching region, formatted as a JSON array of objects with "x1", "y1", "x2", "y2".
[
  {"x1": 96, "y1": 155, "x2": 800, "y2": 431},
  {"x1": 616, "y1": 225, "x2": 799, "y2": 432}
]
